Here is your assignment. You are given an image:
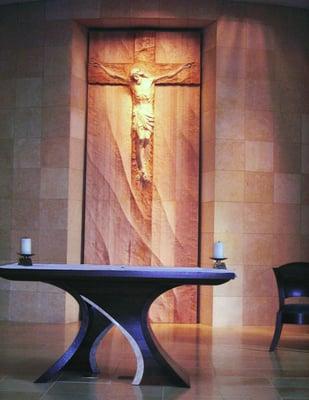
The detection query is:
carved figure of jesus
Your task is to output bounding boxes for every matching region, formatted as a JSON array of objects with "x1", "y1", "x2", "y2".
[{"x1": 90, "y1": 60, "x2": 193, "y2": 182}]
